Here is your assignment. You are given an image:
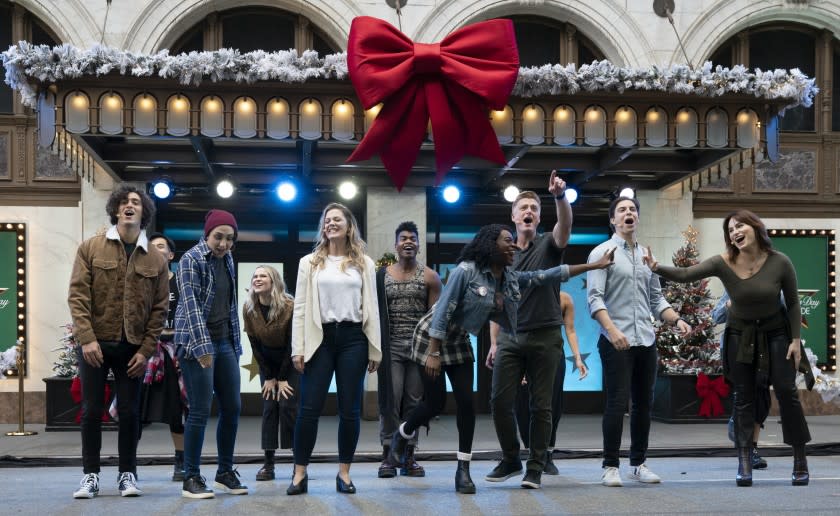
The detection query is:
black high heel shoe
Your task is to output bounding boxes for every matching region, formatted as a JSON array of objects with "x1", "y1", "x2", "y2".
[
  {"x1": 336, "y1": 474, "x2": 357, "y2": 494},
  {"x1": 286, "y1": 474, "x2": 308, "y2": 495}
]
